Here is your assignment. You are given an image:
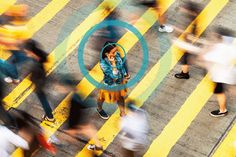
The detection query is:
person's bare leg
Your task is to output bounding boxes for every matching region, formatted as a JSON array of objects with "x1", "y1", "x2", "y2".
[
  {"x1": 216, "y1": 93, "x2": 227, "y2": 112},
  {"x1": 156, "y1": 7, "x2": 173, "y2": 33},
  {"x1": 182, "y1": 64, "x2": 189, "y2": 73},
  {"x1": 118, "y1": 97, "x2": 126, "y2": 117},
  {"x1": 123, "y1": 148, "x2": 135, "y2": 157},
  {"x1": 61, "y1": 129, "x2": 78, "y2": 143},
  {"x1": 79, "y1": 124, "x2": 102, "y2": 148},
  {"x1": 97, "y1": 99, "x2": 104, "y2": 111},
  {"x1": 157, "y1": 8, "x2": 166, "y2": 26}
]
